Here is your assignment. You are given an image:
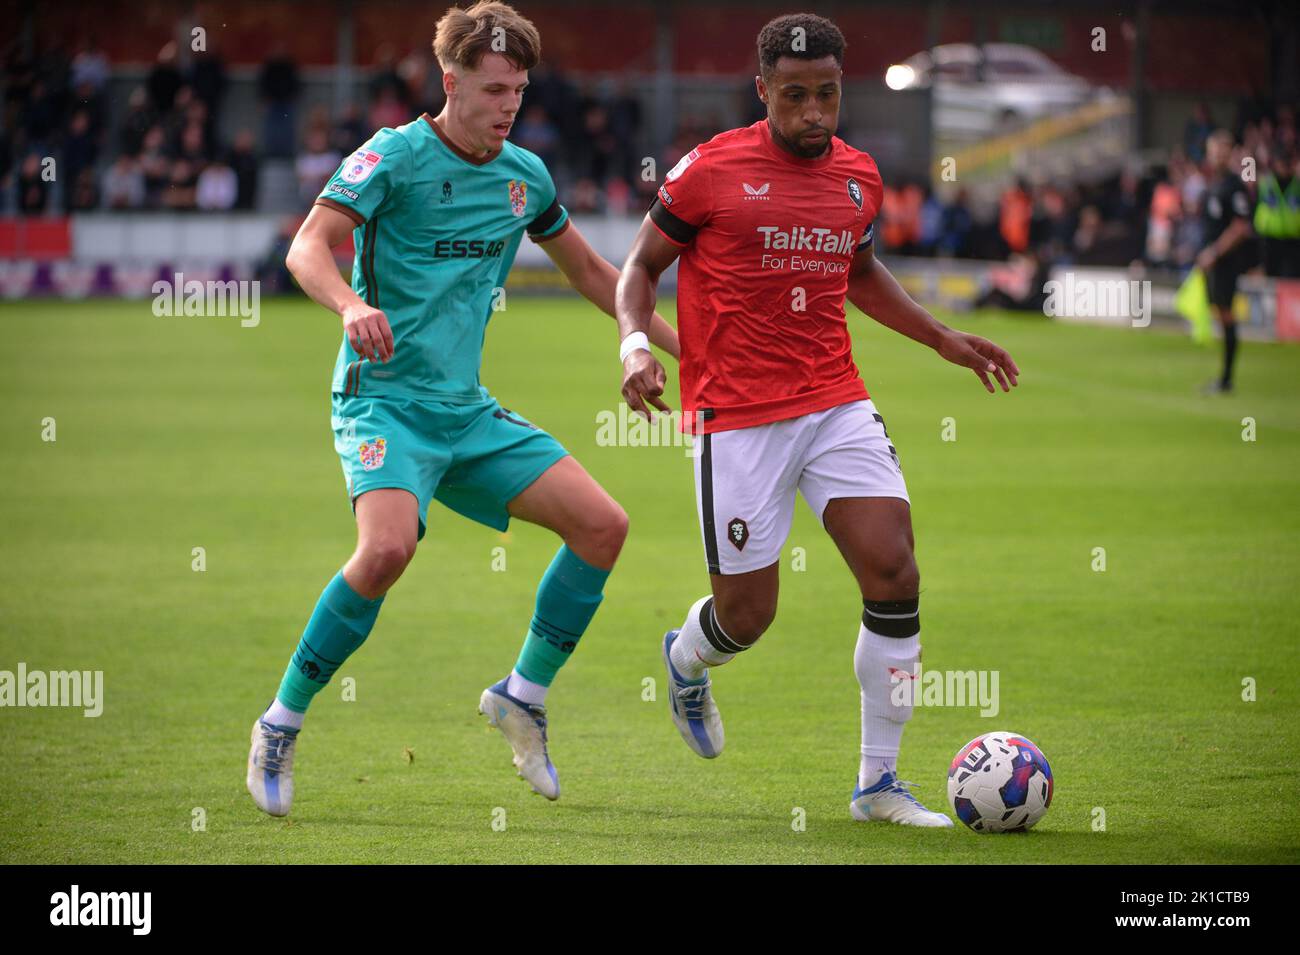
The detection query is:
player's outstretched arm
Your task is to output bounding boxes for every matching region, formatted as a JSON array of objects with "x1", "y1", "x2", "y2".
[
  {"x1": 846, "y1": 242, "x2": 1019, "y2": 394},
  {"x1": 614, "y1": 217, "x2": 685, "y2": 420},
  {"x1": 539, "y1": 221, "x2": 680, "y2": 361},
  {"x1": 286, "y1": 204, "x2": 394, "y2": 363}
]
